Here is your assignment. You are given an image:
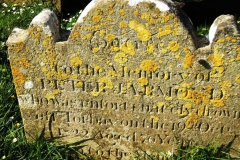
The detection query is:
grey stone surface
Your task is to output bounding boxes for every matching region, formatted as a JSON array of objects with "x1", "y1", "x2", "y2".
[{"x1": 7, "y1": 0, "x2": 240, "y2": 159}]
